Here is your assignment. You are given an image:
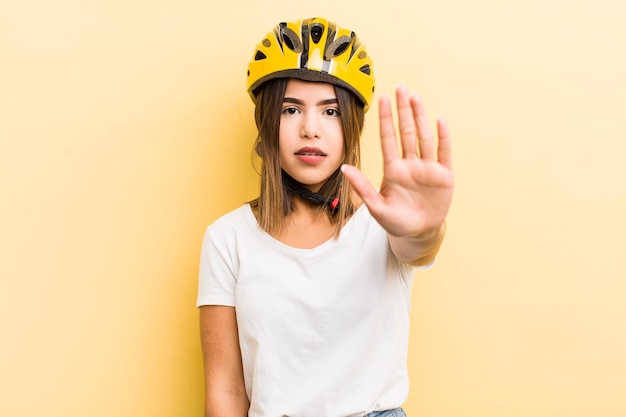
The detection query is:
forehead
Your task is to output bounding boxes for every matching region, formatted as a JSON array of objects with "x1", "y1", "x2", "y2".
[{"x1": 284, "y1": 78, "x2": 336, "y2": 99}]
